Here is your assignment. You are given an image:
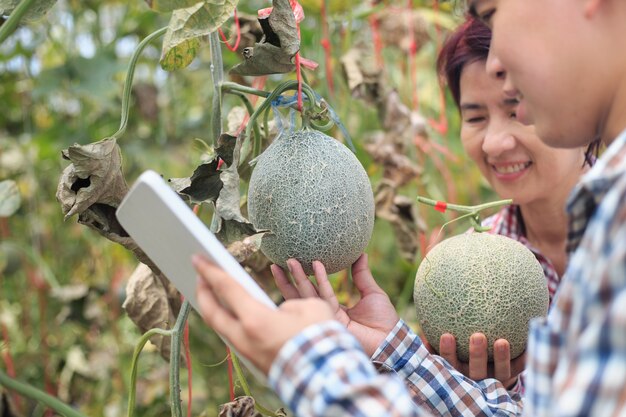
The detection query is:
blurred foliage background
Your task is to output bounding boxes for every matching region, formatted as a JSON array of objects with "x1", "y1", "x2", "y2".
[{"x1": 0, "y1": 0, "x2": 499, "y2": 415}]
